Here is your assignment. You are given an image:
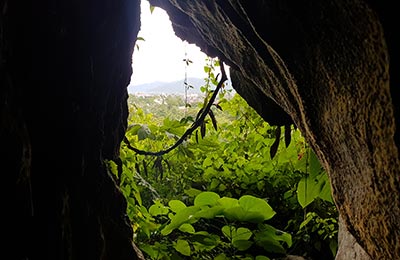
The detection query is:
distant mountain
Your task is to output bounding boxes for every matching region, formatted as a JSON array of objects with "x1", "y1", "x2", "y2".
[{"x1": 128, "y1": 77, "x2": 232, "y2": 94}]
